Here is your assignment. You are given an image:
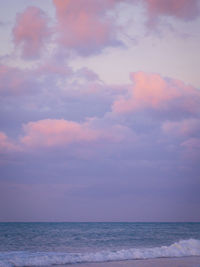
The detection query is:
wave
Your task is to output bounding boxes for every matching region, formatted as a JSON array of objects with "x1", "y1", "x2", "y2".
[{"x1": 0, "y1": 239, "x2": 200, "y2": 267}]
